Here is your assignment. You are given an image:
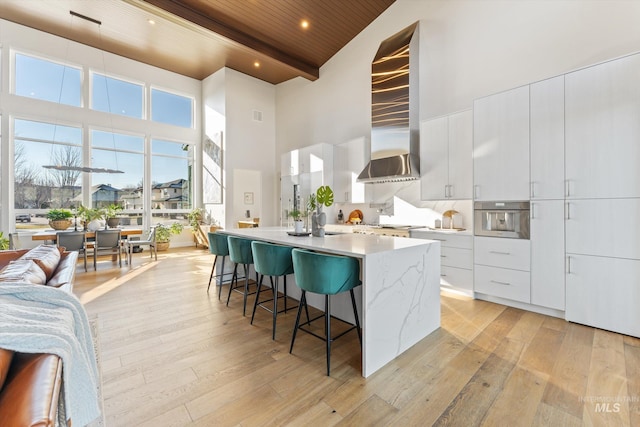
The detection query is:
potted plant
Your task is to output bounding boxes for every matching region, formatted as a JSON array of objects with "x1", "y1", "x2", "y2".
[
  {"x1": 0, "y1": 232, "x2": 9, "y2": 250},
  {"x1": 155, "y1": 222, "x2": 185, "y2": 251},
  {"x1": 77, "y1": 205, "x2": 104, "y2": 231},
  {"x1": 46, "y1": 208, "x2": 73, "y2": 230},
  {"x1": 312, "y1": 185, "x2": 333, "y2": 237},
  {"x1": 289, "y1": 208, "x2": 305, "y2": 233},
  {"x1": 103, "y1": 204, "x2": 123, "y2": 228},
  {"x1": 187, "y1": 208, "x2": 204, "y2": 233}
]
